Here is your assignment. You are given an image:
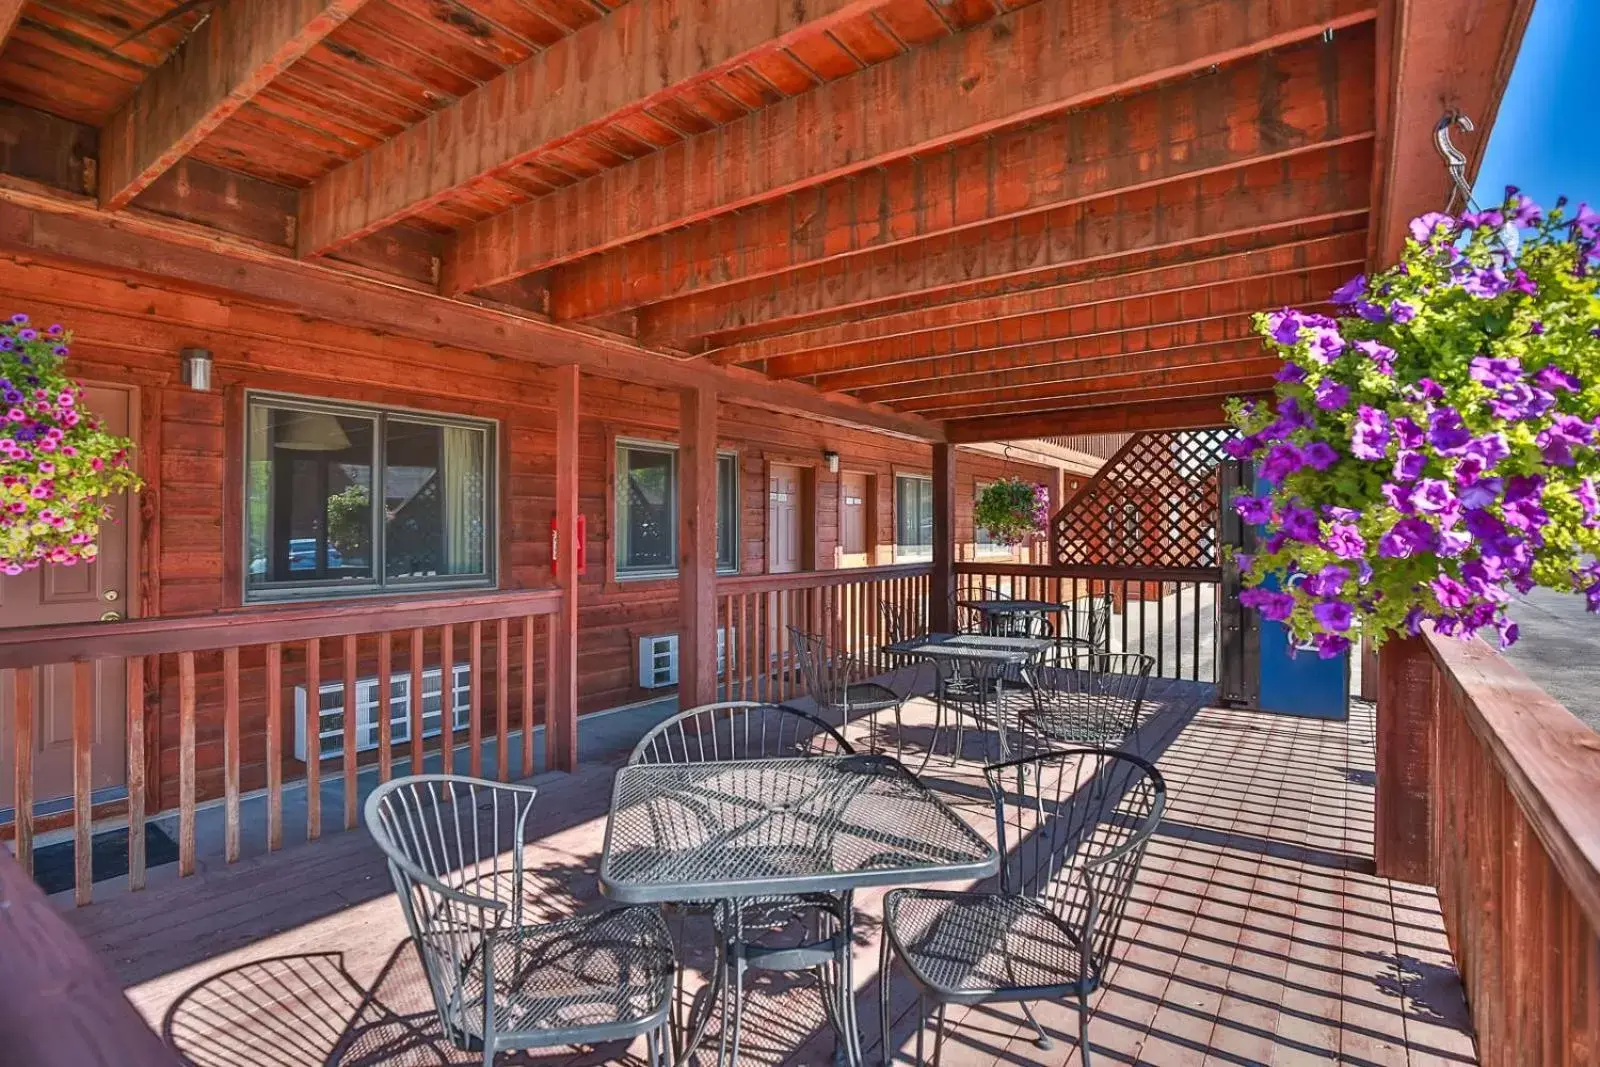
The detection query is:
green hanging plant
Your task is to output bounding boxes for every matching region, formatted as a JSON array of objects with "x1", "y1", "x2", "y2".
[
  {"x1": 0, "y1": 314, "x2": 142, "y2": 574},
  {"x1": 974, "y1": 477, "x2": 1049, "y2": 546}
]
